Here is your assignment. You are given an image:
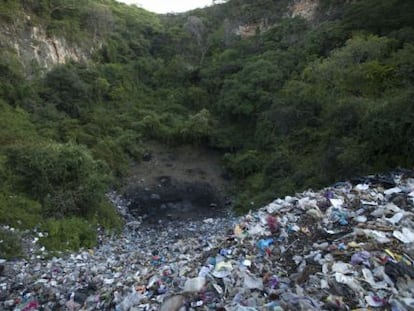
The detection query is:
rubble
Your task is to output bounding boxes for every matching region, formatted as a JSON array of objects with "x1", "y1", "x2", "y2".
[{"x1": 1, "y1": 171, "x2": 414, "y2": 310}]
